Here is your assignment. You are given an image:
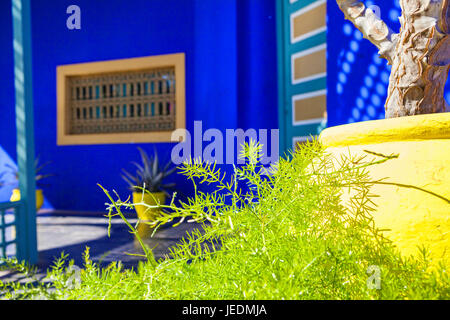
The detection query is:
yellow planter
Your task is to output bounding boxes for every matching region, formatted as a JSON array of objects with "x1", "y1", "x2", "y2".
[
  {"x1": 10, "y1": 188, "x2": 44, "y2": 211},
  {"x1": 133, "y1": 191, "x2": 166, "y2": 221},
  {"x1": 319, "y1": 113, "x2": 450, "y2": 266},
  {"x1": 133, "y1": 191, "x2": 166, "y2": 239}
]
